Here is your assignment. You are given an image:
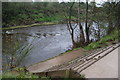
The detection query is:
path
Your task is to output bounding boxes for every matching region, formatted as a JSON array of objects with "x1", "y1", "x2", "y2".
[
  {"x1": 39, "y1": 43, "x2": 119, "y2": 78},
  {"x1": 27, "y1": 43, "x2": 119, "y2": 78},
  {"x1": 27, "y1": 48, "x2": 86, "y2": 73},
  {"x1": 81, "y1": 46, "x2": 119, "y2": 78}
]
